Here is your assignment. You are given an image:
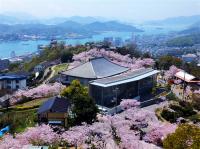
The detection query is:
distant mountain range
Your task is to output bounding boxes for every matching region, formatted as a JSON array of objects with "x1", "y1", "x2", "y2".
[
  {"x1": 0, "y1": 20, "x2": 143, "y2": 40},
  {"x1": 180, "y1": 21, "x2": 200, "y2": 35},
  {"x1": 145, "y1": 15, "x2": 200, "y2": 28},
  {"x1": 0, "y1": 14, "x2": 108, "y2": 25},
  {"x1": 166, "y1": 21, "x2": 200, "y2": 47},
  {"x1": 1, "y1": 13, "x2": 200, "y2": 39}
]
